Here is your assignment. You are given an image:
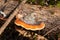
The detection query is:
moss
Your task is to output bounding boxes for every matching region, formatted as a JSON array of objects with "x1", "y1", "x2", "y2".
[
  {"x1": 58, "y1": 33, "x2": 60, "y2": 38},
  {"x1": 56, "y1": 1, "x2": 60, "y2": 8}
]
